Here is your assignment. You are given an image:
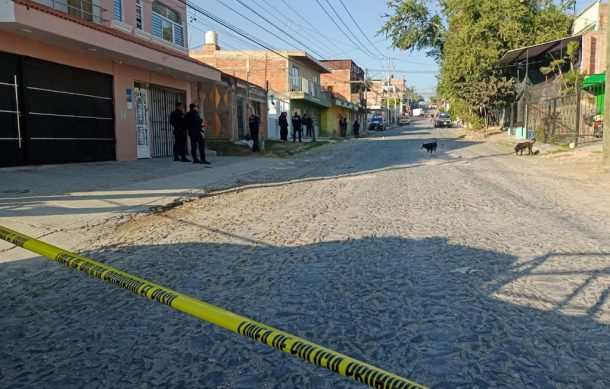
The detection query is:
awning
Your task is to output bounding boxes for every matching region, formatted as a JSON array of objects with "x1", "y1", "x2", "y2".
[
  {"x1": 583, "y1": 73, "x2": 605, "y2": 87},
  {"x1": 499, "y1": 35, "x2": 582, "y2": 65},
  {"x1": 334, "y1": 98, "x2": 357, "y2": 111}
]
